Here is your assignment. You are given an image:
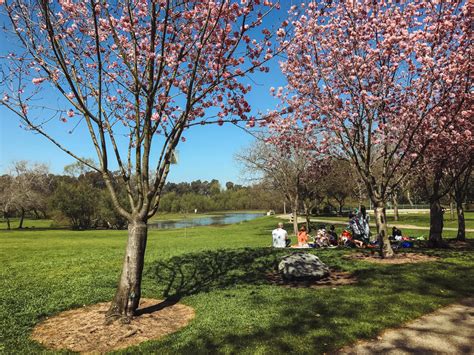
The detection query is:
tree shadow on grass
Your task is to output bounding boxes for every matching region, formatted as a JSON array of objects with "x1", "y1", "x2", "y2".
[
  {"x1": 149, "y1": 248, "x2": 474, "y2": 300},
  {"x1": 142, "y1": 248, "x2": 474, "y2": 353},
  {"x1": 164, "y1": 268, "x2": 473, "y2": 353},
  {"x1": 149, "y1": 247, "x2": 286, "y2": 299},
  {"x1": 152, "y1": 289, "x2": 474, "y2": 354}
]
